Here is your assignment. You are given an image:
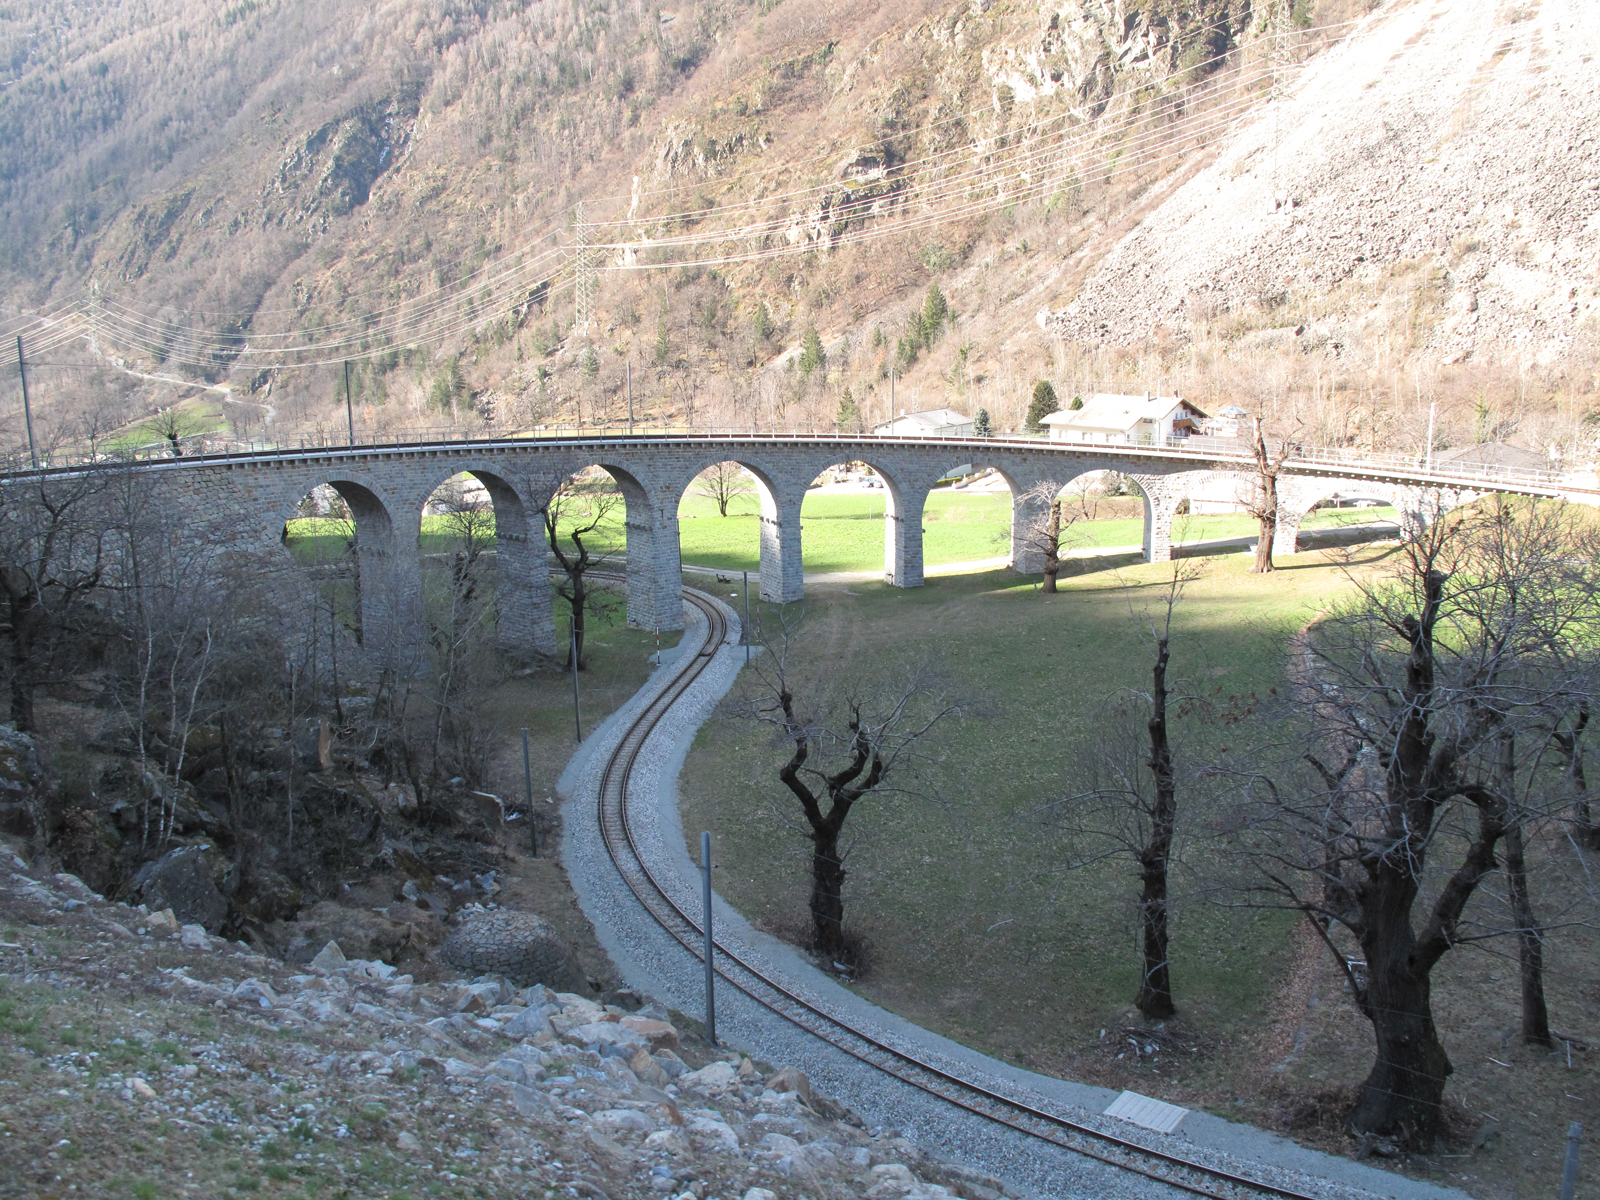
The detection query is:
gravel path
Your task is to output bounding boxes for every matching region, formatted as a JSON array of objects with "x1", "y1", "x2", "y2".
[{"x1": 558, "y1": 590, "x2": 1470, "y2": 1200}]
